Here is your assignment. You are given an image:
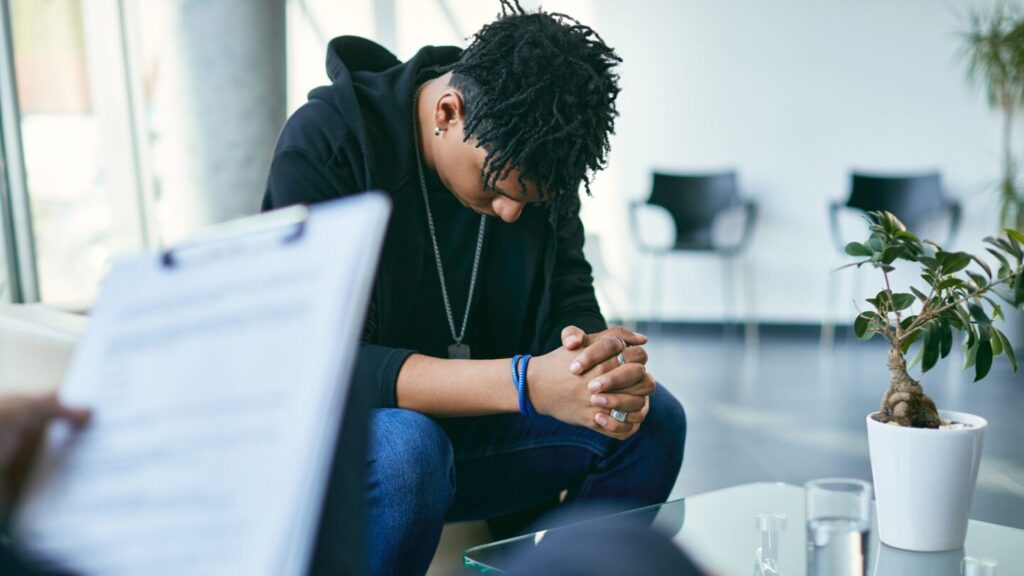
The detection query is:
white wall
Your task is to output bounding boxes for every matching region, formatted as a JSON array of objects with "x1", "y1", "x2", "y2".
[
  {"x1": 583, "y1": 0, "x2": 1006, "y2": 324},
  {"x1": 286, "y1": 0, "x2": 1007, "y2": 325}
]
